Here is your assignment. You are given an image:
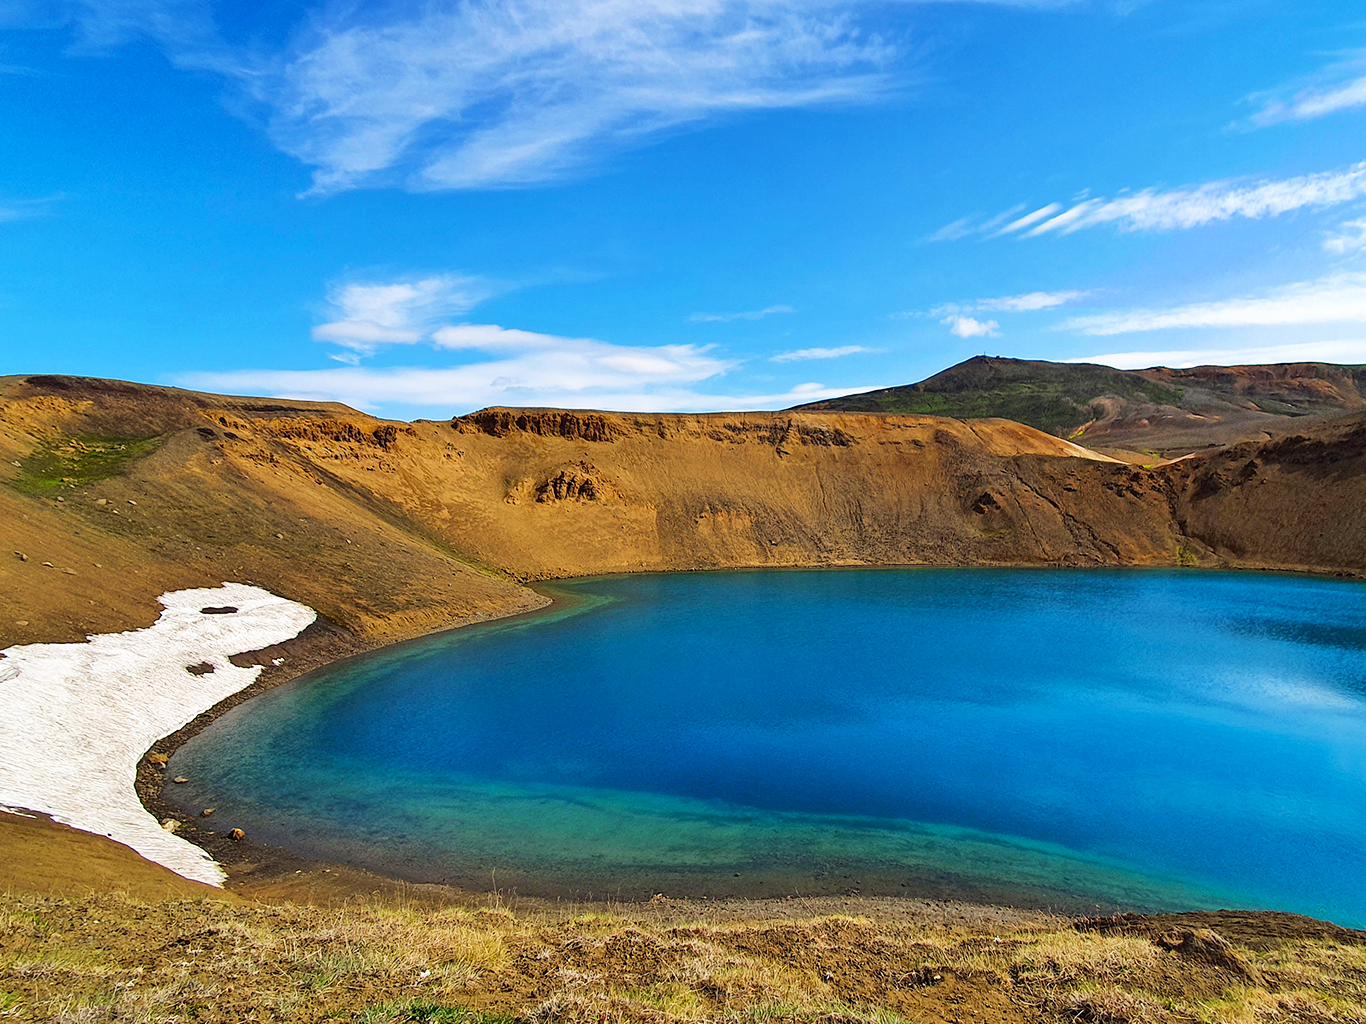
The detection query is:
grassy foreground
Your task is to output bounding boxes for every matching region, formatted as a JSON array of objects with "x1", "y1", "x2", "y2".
[{"x1": 3, "y1": 887, "x2": 1366, "y2": 1024}]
